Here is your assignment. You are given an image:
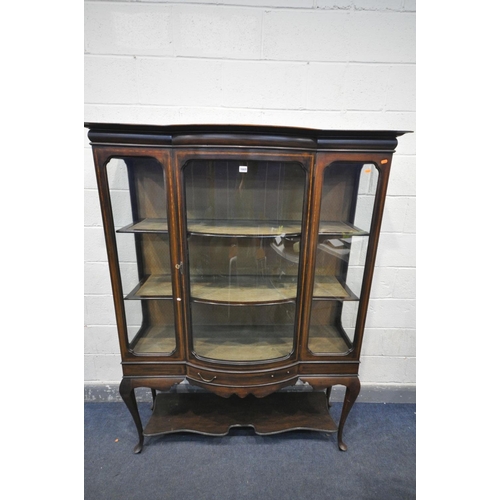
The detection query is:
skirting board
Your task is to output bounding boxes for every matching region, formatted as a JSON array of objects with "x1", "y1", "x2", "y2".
[{"x1": 84, "y1": 381, "x2": 416, "y2": 404}]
